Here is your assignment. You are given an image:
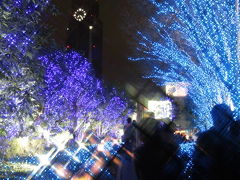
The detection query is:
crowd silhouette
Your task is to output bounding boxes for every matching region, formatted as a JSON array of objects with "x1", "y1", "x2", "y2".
[
  {"x1": 118, "y1": 104, "x2": 240, "y2": 180},
  {"x1": 191, "y1": 104, "x2": 240, "y2": 180}
]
